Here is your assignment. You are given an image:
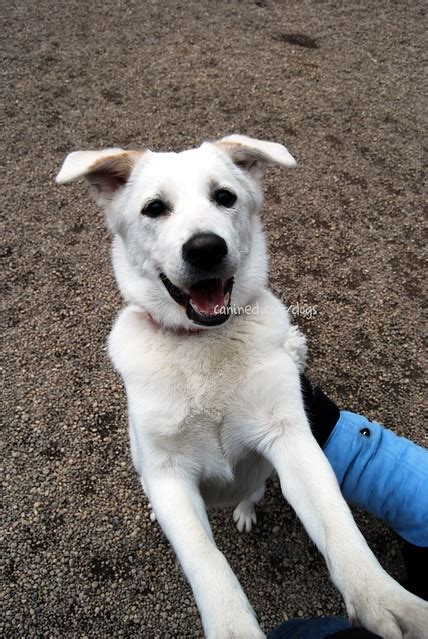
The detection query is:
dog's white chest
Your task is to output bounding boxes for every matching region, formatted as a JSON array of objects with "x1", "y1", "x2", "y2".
[{"x1": 109, "y1": 296, "x2": 292, "y2": 489}]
